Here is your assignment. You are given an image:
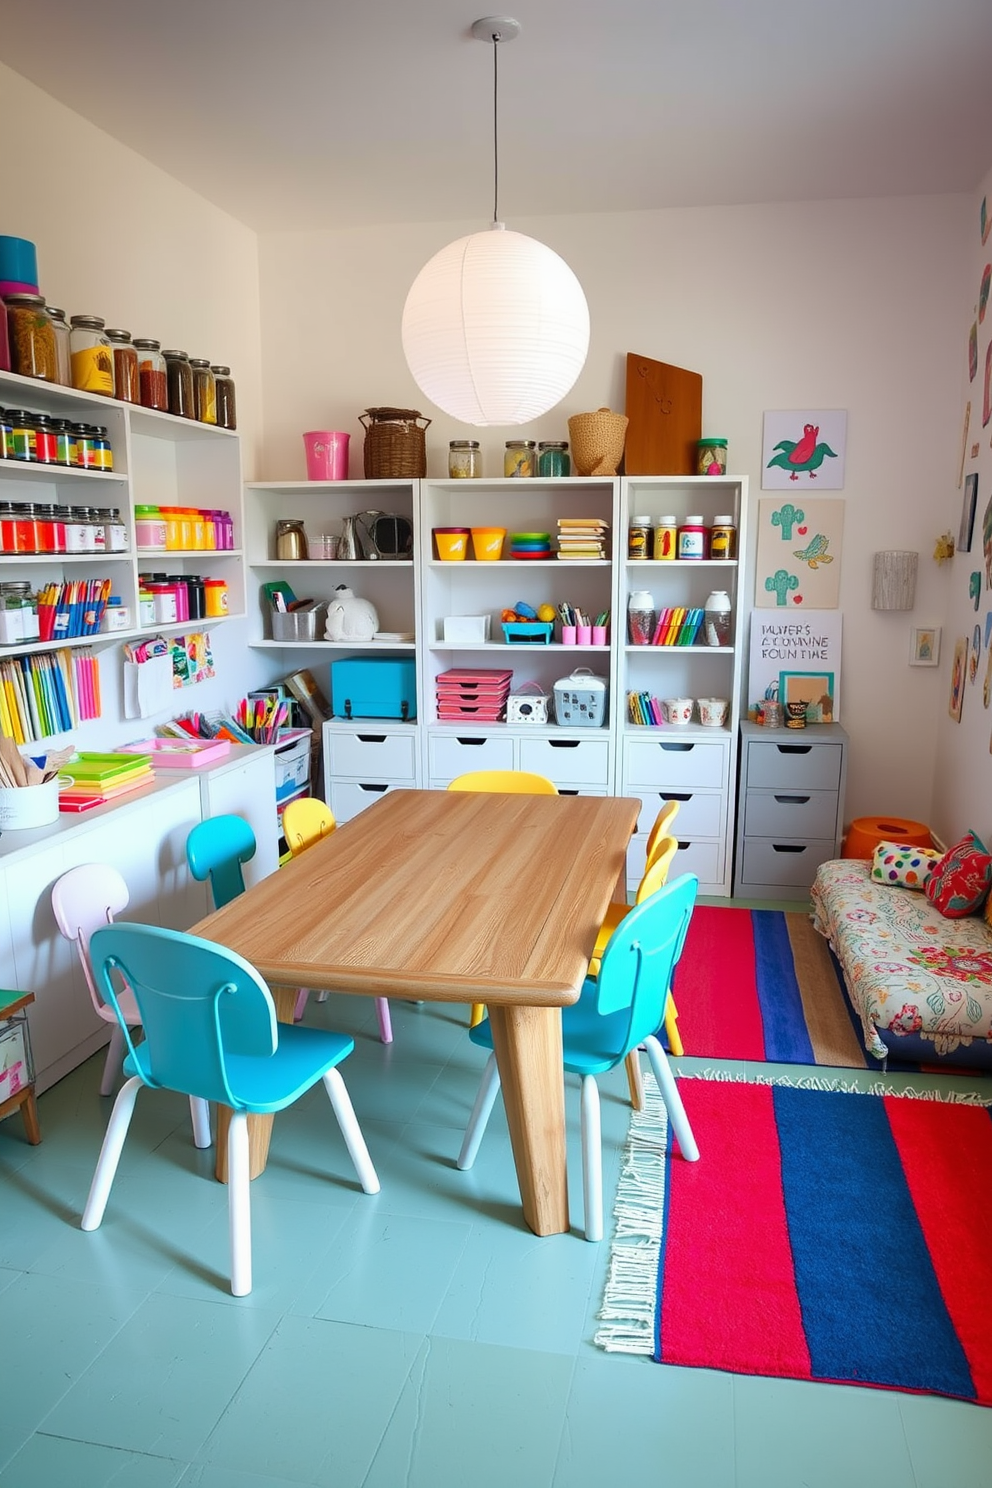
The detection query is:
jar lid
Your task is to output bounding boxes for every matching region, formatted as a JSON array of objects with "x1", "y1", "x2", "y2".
[
  {"x1": 133, "y1": 338, "x2": 161, "y2": 349},
  {"x1": 47, "y1": 306, "x2": 66, "y2": 319},
  {"x1": 685, "y1": 514, "x2": 705, "y2": 524},
  {"x1": 161, "y1": 349, "x2": 188, "y2": 359},
  {"x1": 5, "y1": 408, "x2": 32, "y2": 420},
  {"x1": 3, "y1": 293, "x2": 45, "y2": 307},
  {"x1": 698, "y1": 437, "x2": 728, "y2": 446},
  {"x1": 70, "y1": 314, "x2": 106, "y2": 329},
  {"x1": 210, "y1": 364, "x2": 231, "y2": 375},
  {"x1": 189, "y1": 357, "x2": 211, "y2": 368},
  {"x1": 449, "y1": 439, "x2": 480, "y2": 448},
  {"x1": 537, "y1": 441, "x2": 568, "y2": 450},
  {"x1": 505, "y1": 440, "x2": 536, "y2": 449},
  {"x1": 632, "y1": 514, "x2": 651, "y2": 523},
  {"x1": 106, "y1": 329, "x2": 132, "y2": 342},
  {"x1": 628, "y1": 590, "x2": 654, "y2": 604},
  {"x1": 713, "y1": 514, "x2": 735, "y2": 524},
  {"x1": 659, "y1": 514, "x2": 677, "y2": 523}
]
